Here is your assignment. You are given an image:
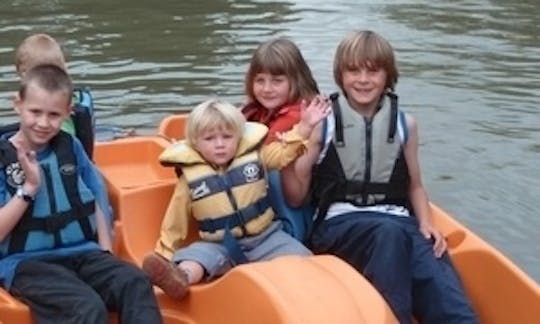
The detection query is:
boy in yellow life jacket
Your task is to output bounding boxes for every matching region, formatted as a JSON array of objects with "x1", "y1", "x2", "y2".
[{"x1": 142, "y1": 97, "x2": 330, "y2": 299}]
